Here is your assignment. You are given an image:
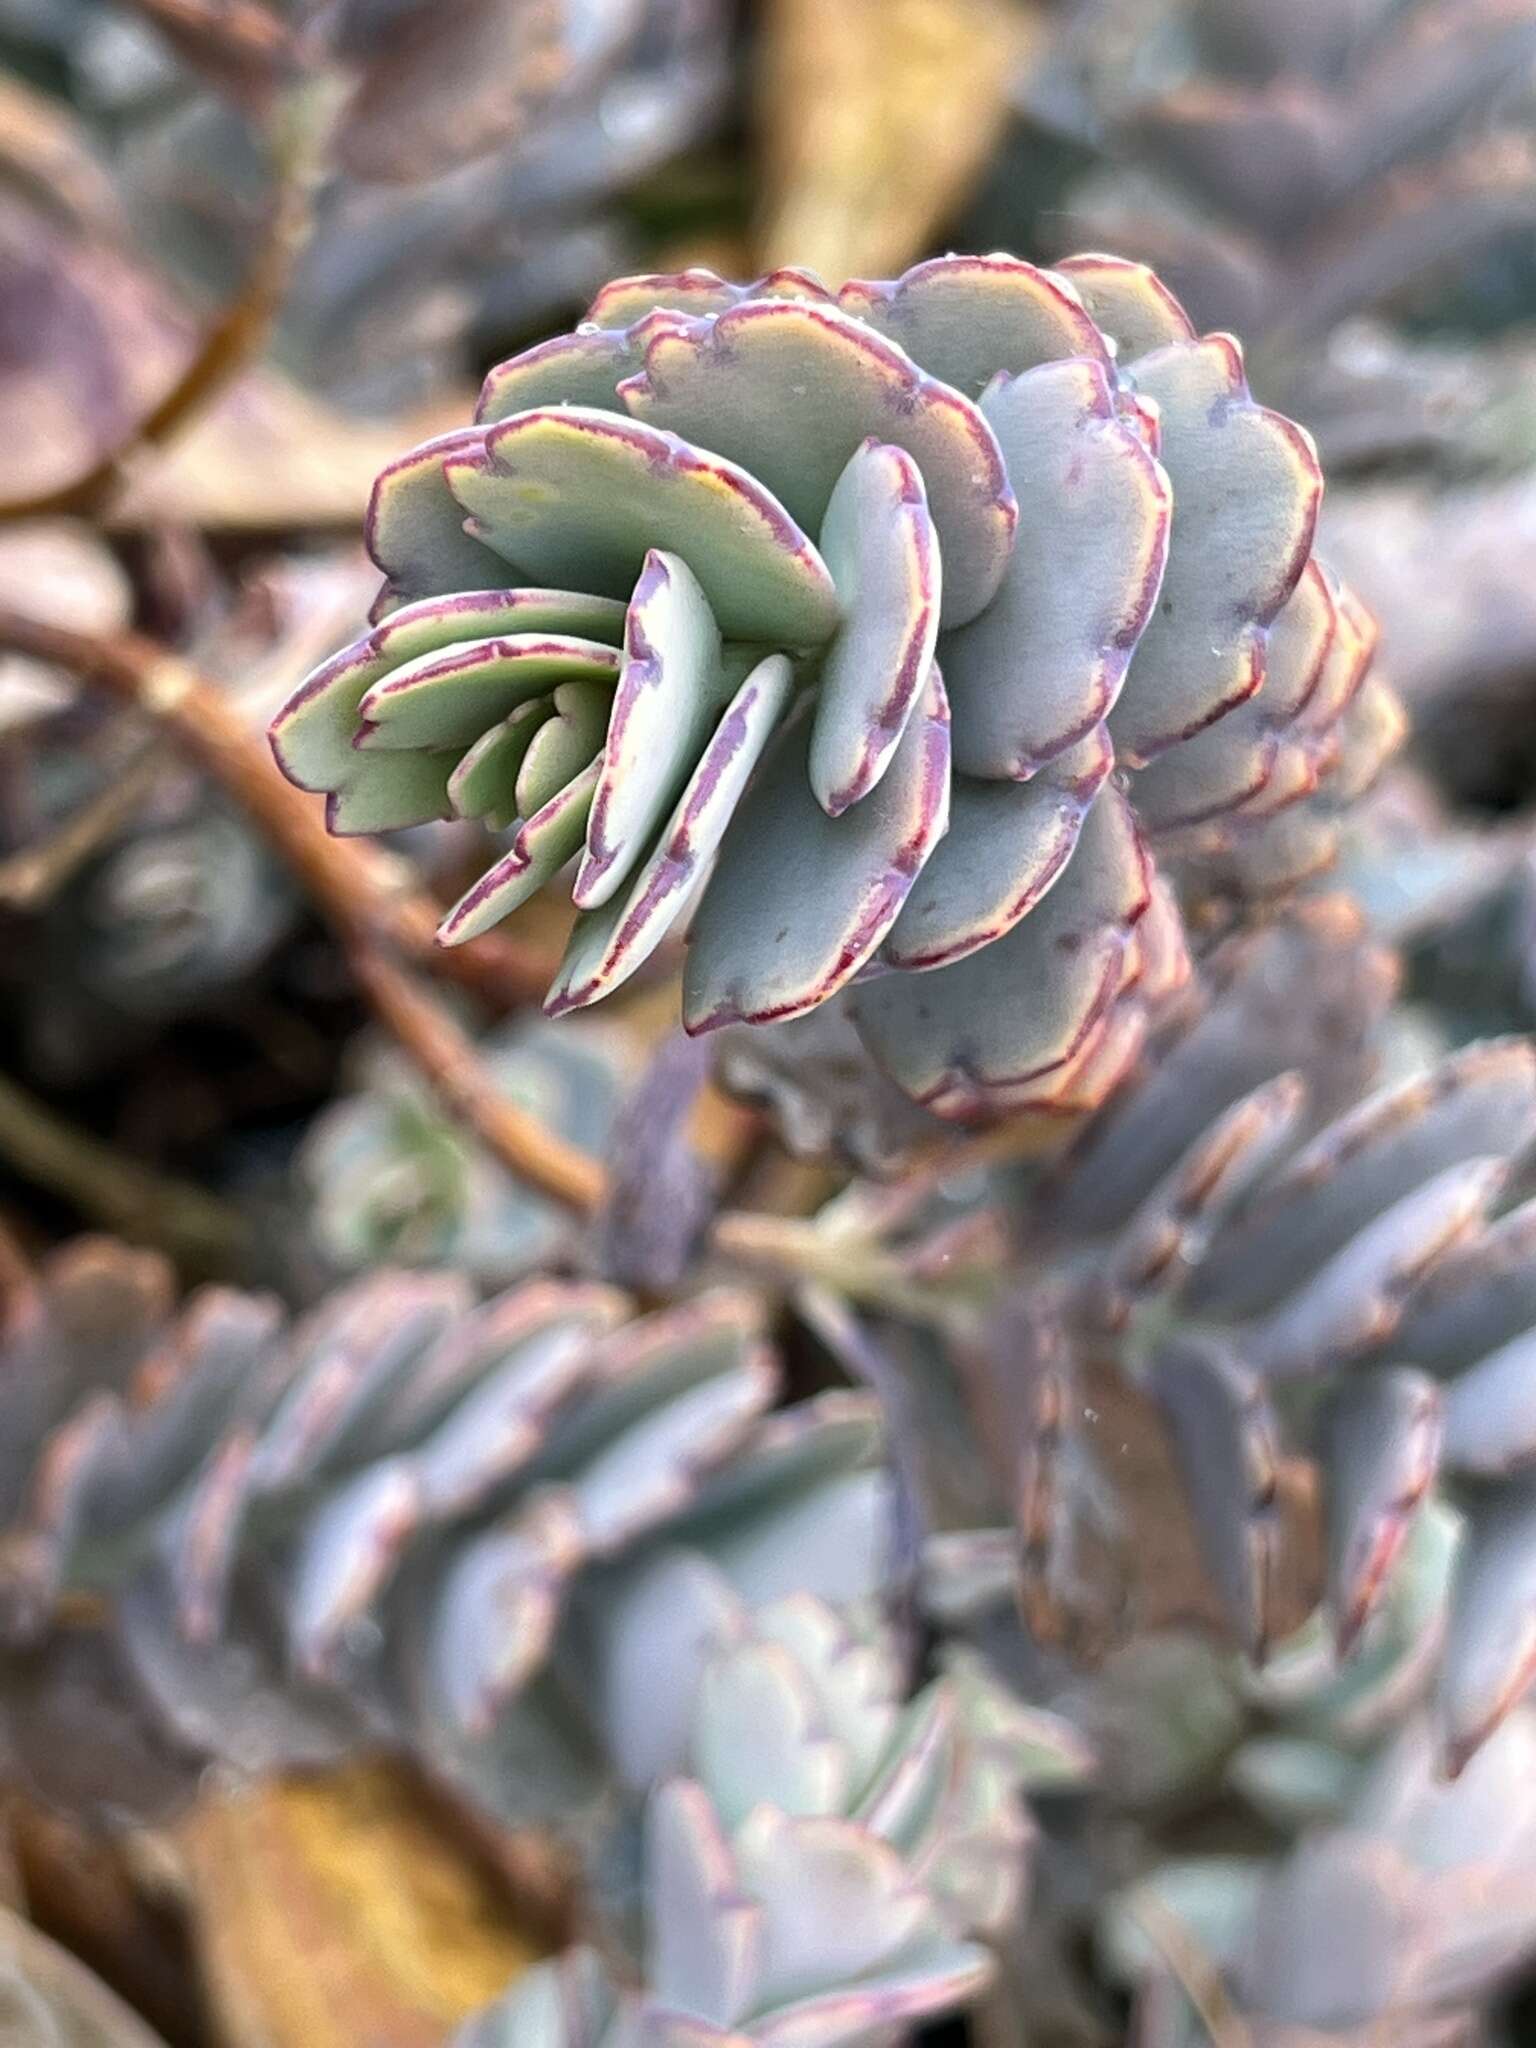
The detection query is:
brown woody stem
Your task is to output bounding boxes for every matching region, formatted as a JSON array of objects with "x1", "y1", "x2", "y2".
[
  {"x1": 0, "y1": 610, "x2": 607, "y2": 1218},
  {"x1": 0, "y1": 78, "x2": 324, "y2": 525}
]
